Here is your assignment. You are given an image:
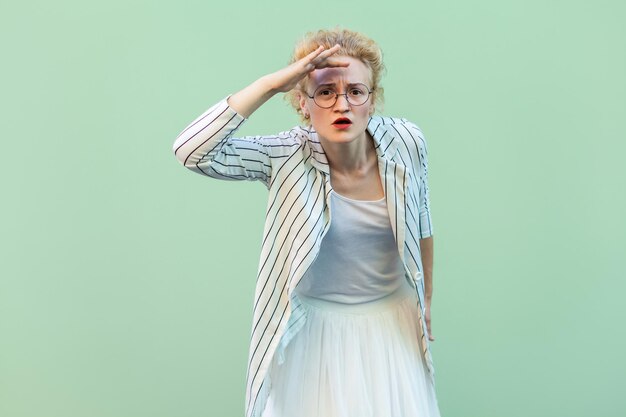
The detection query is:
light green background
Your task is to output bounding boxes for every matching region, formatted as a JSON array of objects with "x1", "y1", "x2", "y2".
[{"x1": 2, "y1": 0, "x2": 624, "y2": 416}]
